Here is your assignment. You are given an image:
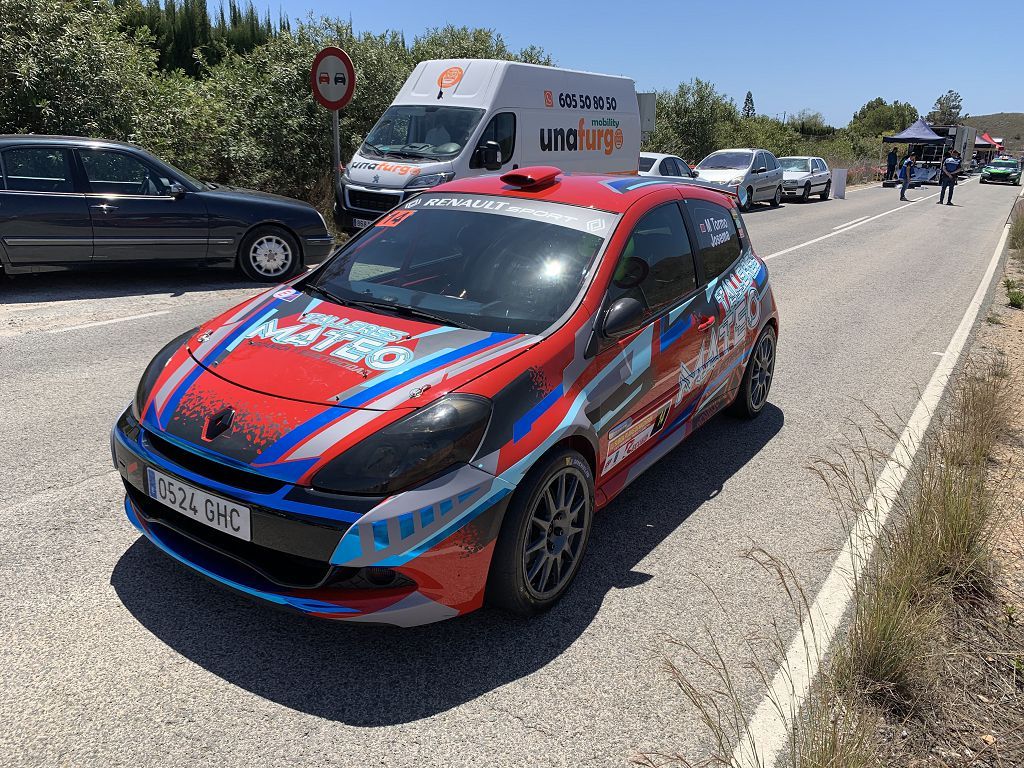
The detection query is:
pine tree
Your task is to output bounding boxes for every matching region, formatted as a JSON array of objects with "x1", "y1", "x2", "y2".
[{"x1": 742, "y1": 90, "x2": 755, "y2": 118}]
